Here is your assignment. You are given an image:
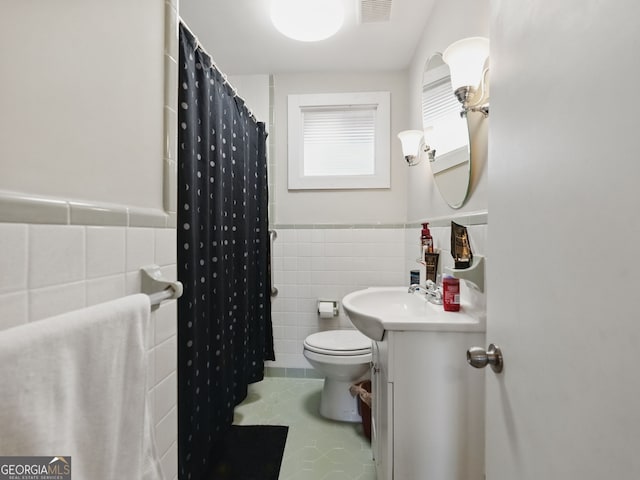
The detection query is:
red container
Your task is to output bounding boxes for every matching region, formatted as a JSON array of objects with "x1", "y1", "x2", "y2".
[{"x1": 443, "y1": 276, "x2": 460, "y2": 312}]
